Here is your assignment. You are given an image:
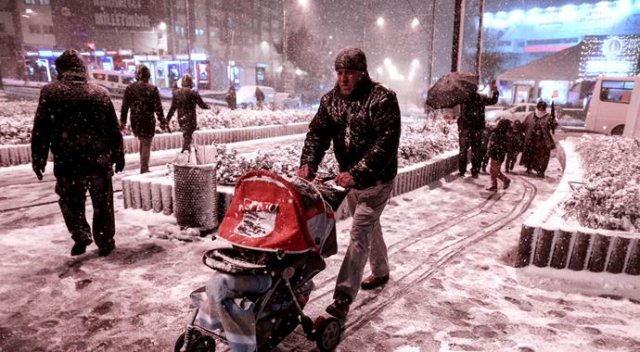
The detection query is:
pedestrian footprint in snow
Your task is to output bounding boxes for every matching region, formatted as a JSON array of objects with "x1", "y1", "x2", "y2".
[
  {"x1": 297, "y1": 47, "x2": 401, "y2": 320},
  {"x1": 30, "y1": 49, "x2": 125, "y2": 257},
  {"x1": 486, "y1": 118, "x2": 511, "y2": 191}
]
